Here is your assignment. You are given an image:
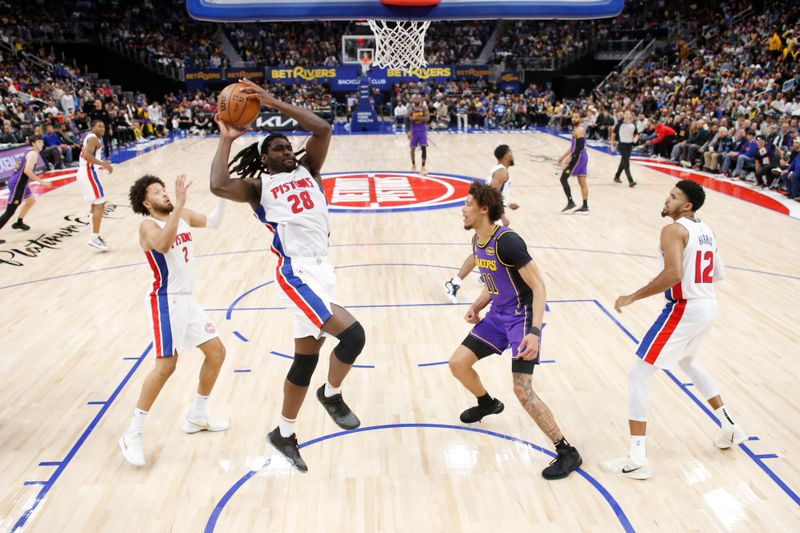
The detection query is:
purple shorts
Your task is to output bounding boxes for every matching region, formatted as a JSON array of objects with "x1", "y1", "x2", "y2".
[
  {"x1": 409, "y1": 126, "x2": 427, "y2": 148},
  {"x1": 464, "y1": 308, "x2": 540, "y2": 373},
  {"x1": 570, "y1": 152, "x2": 588, "y2": 176},
  {"x1": 6, "y1": 174, "x2": 31, "y2": 201}
]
